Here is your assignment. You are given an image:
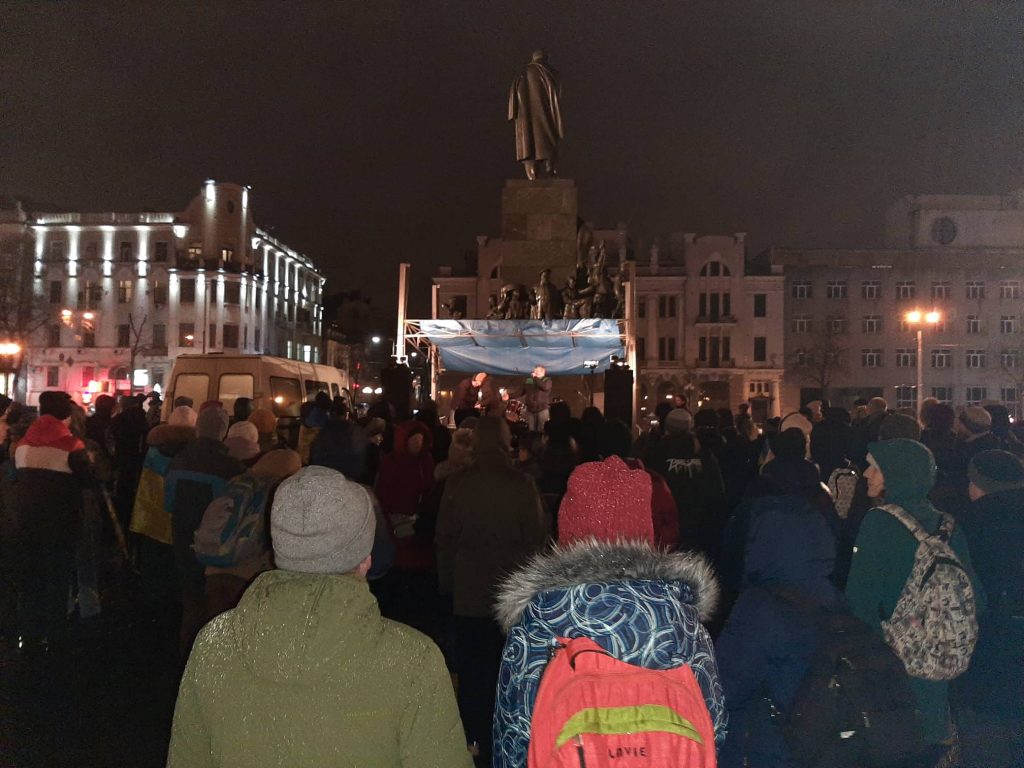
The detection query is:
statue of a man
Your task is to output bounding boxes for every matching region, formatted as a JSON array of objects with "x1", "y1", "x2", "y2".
[{"x1": 508, "y1": 50, "x2": 564, "y2": 181}]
